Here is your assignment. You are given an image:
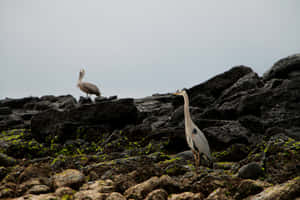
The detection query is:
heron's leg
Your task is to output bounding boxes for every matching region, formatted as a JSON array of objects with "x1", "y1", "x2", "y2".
[
  {"x1": 197, "y1": 153, "x2": 201, "y2": 166},
  {"x1": 192, "y1": 150, "x2": 199, "y2": 169},
  {"x1": 196, "y1": 152, "x2": 201, "y2": 167}
]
